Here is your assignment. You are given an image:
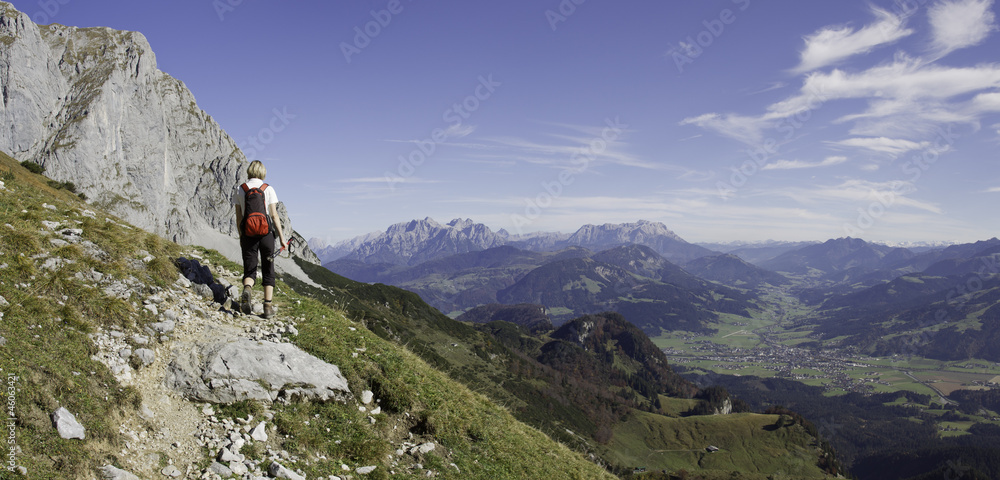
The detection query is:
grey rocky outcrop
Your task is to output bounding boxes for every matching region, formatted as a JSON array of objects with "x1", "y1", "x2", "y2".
[
  {"x1": 0, "y1": 2, "x2": 318, "y2": 264},
  {"x1": 166, "y1": 338, "x2": 352, "y2": 404}
]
